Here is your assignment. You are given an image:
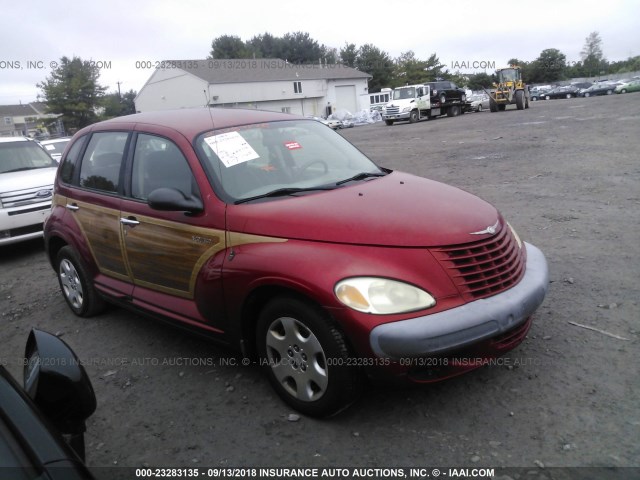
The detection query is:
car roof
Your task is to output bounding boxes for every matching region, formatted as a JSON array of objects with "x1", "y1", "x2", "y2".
[
  {"x1": 0, "y1": 136, "x2": 32, "y2": 144},
  {"x1": 85, "y1": 108, "x2": 300, "y2": 139},
  {"x1": 40, "y1": 138, "x2": 70, "y2": 144}
]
